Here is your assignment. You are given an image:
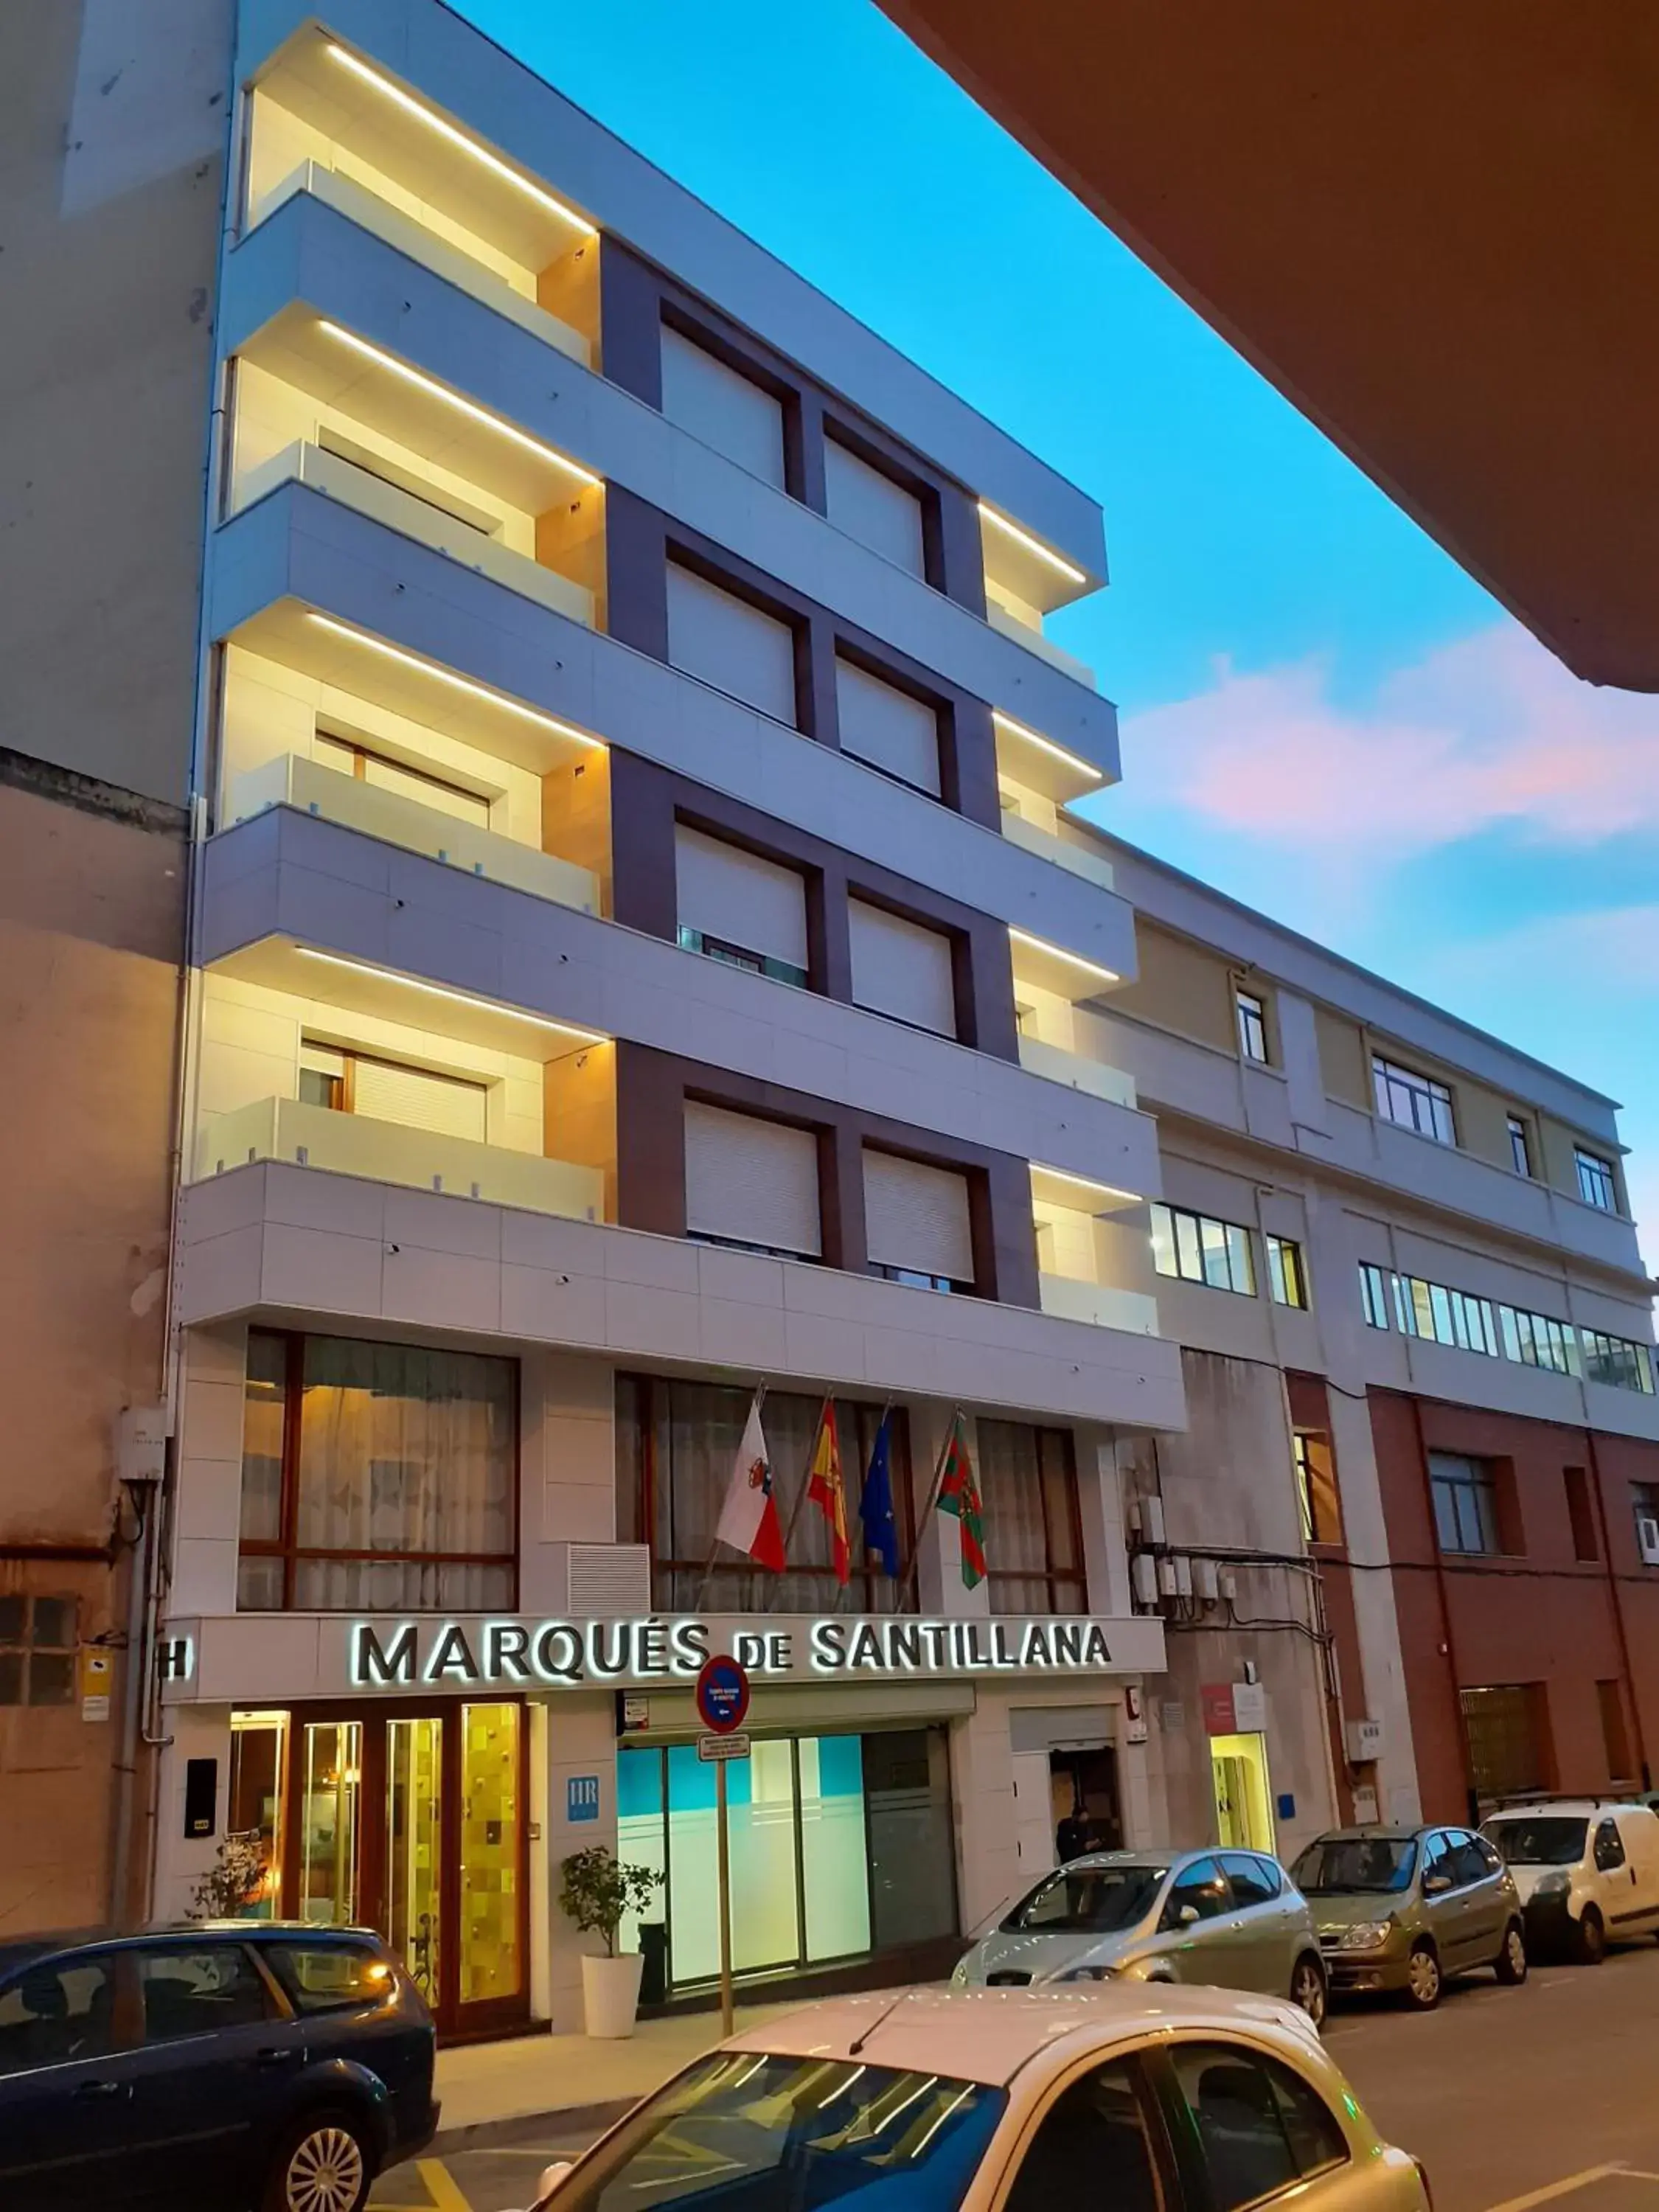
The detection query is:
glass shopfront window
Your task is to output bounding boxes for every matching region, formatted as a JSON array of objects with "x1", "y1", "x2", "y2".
[
  {"x1": 237, "y1": 1330, "x2": 518, "y2": 1611},
  {"x1": 617, "y1": 1726, "x2": 956, "y2": 1990},
  {"x1": 616, "y1": 1377, "x2": 914, "y2": 1612}
]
